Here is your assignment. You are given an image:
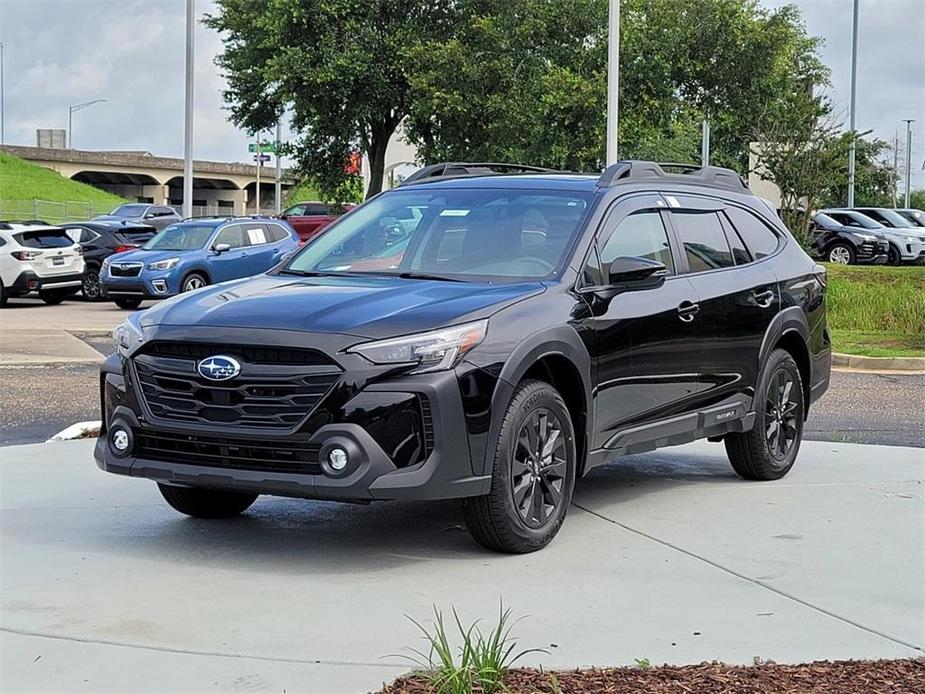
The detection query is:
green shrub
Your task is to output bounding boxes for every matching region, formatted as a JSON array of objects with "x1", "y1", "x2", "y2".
[{"x1": 825, "y1": 264, "x2": 925, "y2": 339}]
